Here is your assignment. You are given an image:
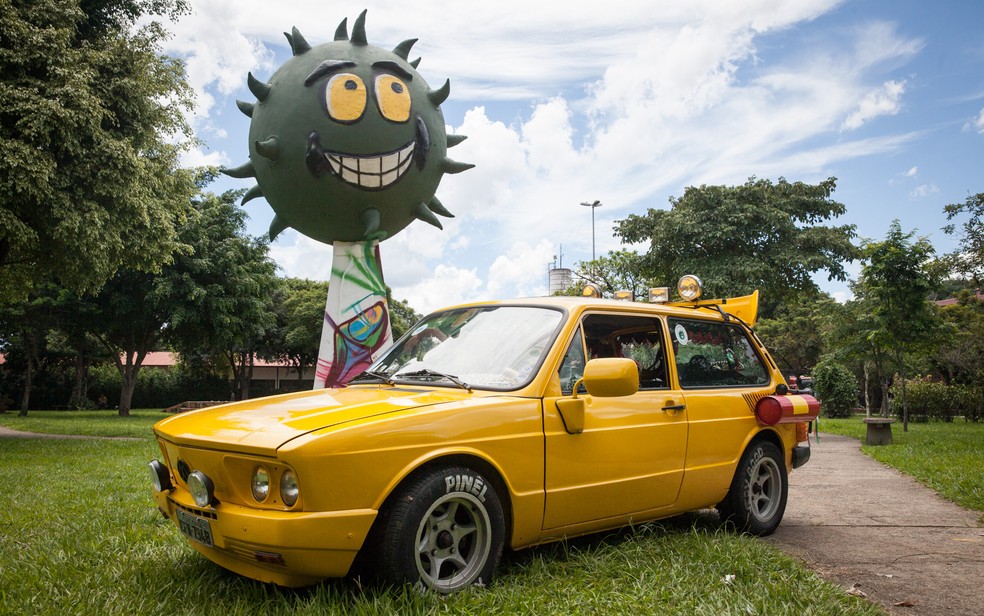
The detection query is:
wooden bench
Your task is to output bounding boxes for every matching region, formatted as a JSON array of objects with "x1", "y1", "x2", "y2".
[
  {"x1": 162, "y1": 401, "x2": 229, "y2": 414},
  {"x1": 862, "y1": 417, "x2": 896, "y2": 445}
]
